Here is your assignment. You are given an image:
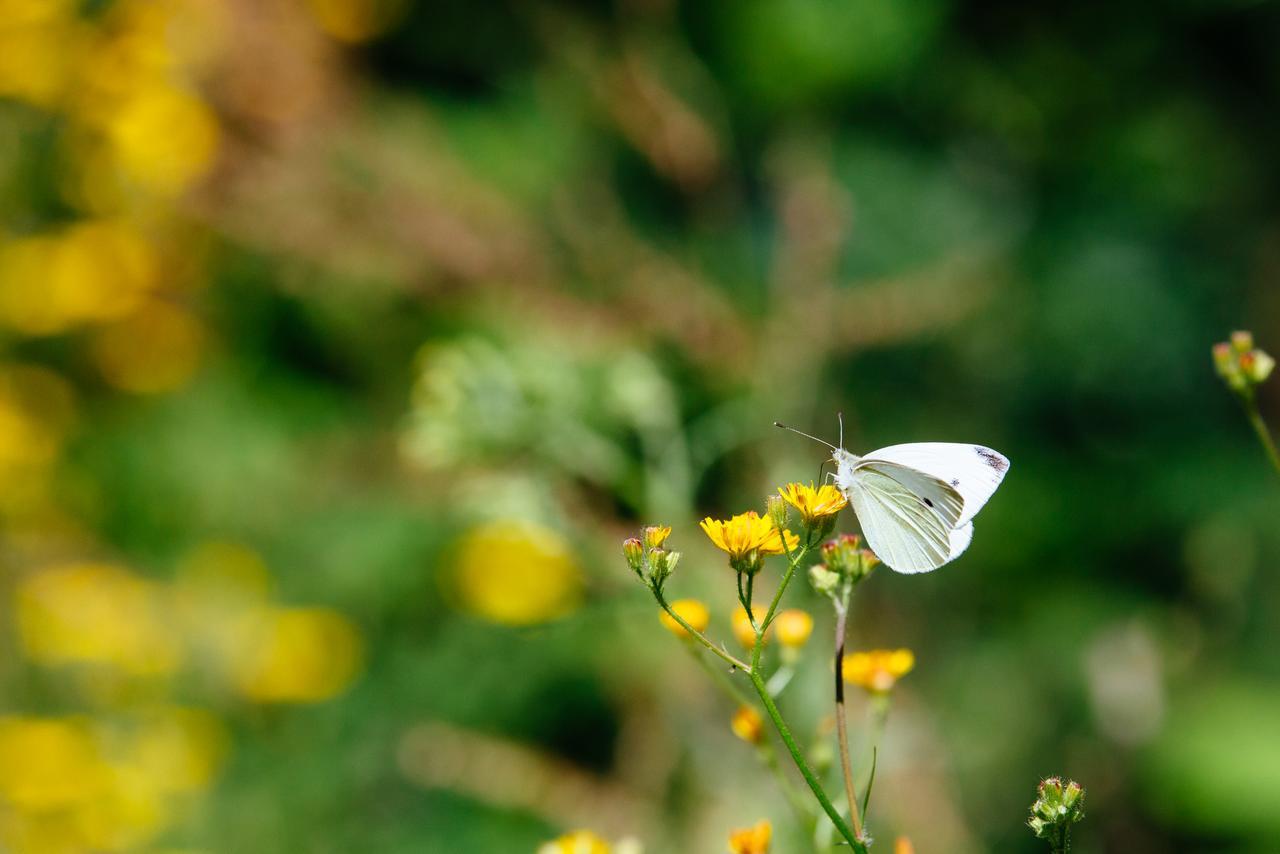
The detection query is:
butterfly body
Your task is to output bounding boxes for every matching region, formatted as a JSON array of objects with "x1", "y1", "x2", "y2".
[{"x1": 832, "y1": 442, "x2": 1009, "y2": 575}]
